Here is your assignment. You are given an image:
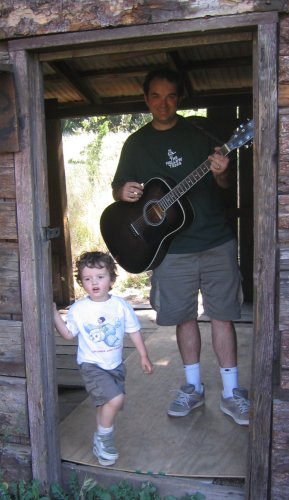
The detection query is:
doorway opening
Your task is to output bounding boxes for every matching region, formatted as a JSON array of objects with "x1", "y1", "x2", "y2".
[{"x1": 44, "y1": 28, "x2": 253, "y2": 485}]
